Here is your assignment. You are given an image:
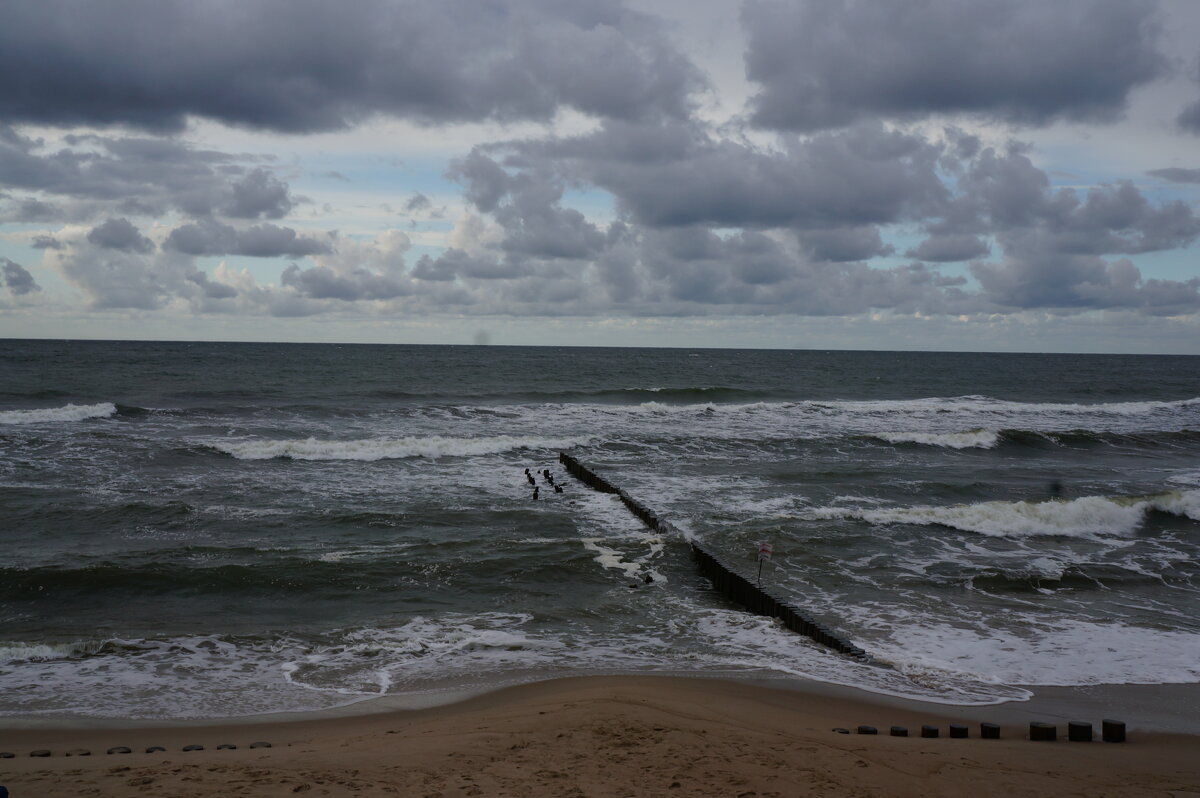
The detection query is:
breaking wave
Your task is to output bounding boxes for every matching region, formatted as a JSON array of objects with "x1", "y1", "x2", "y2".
[
  {"x1": 870, "y1": 429, "x2": 1000, "y2": 449},
  {"x1": 808, "y1": 490, "x2": 1200, "y2": 538},
  {"x1": 0, "y1": 402, "x2": 117, "y2": 425}
]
